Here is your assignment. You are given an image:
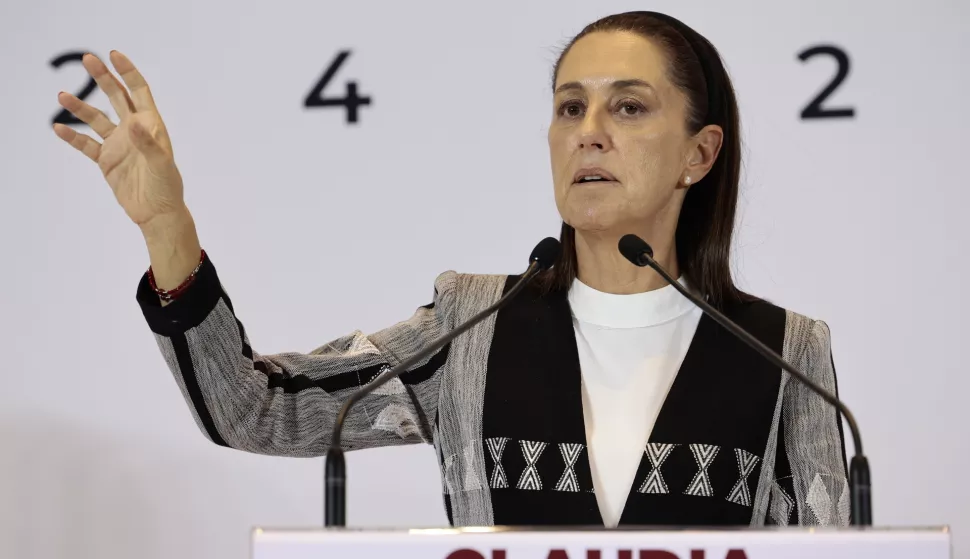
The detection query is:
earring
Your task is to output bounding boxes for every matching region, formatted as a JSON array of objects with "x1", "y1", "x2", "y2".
[{"x1": 684, "y1": 175, "x2": 692, "y2": 186}]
